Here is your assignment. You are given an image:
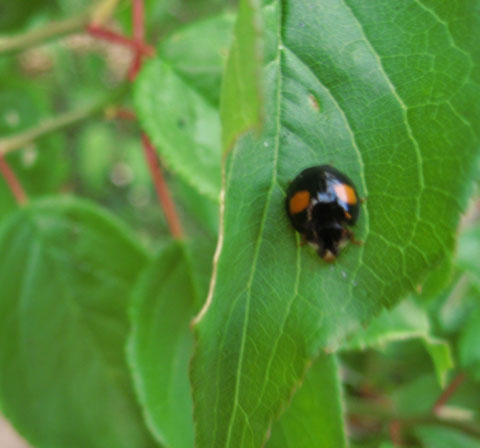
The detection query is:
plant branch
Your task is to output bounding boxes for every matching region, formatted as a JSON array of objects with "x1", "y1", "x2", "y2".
[
  {"x1": 0, "y1": 13, "x2": 89, "y2": 55},
  {"x1": 348, "y1": 398, "x2": 480, "y2": 440},
  {"x1": 0, "y1": 155, "x2": 28, "y2": 205},
  {"x1": 433, "y1": 372, "x2": 467, "y2": 414},
  {"x1": 128, "y1": 0, "x2": 146, "y2": 80},
  {"x1": 132, "y1": 0, "x2": 145, "y2": 41},
  {"x1": 86, "y1": 25, "x2": 154, "y2": 56},
  {"x1": 141, "y1": 134, "x2": 184, "y2": 239},
  {"x1": 0, "y1": 85, "x2": 128, "y2": 156}
]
